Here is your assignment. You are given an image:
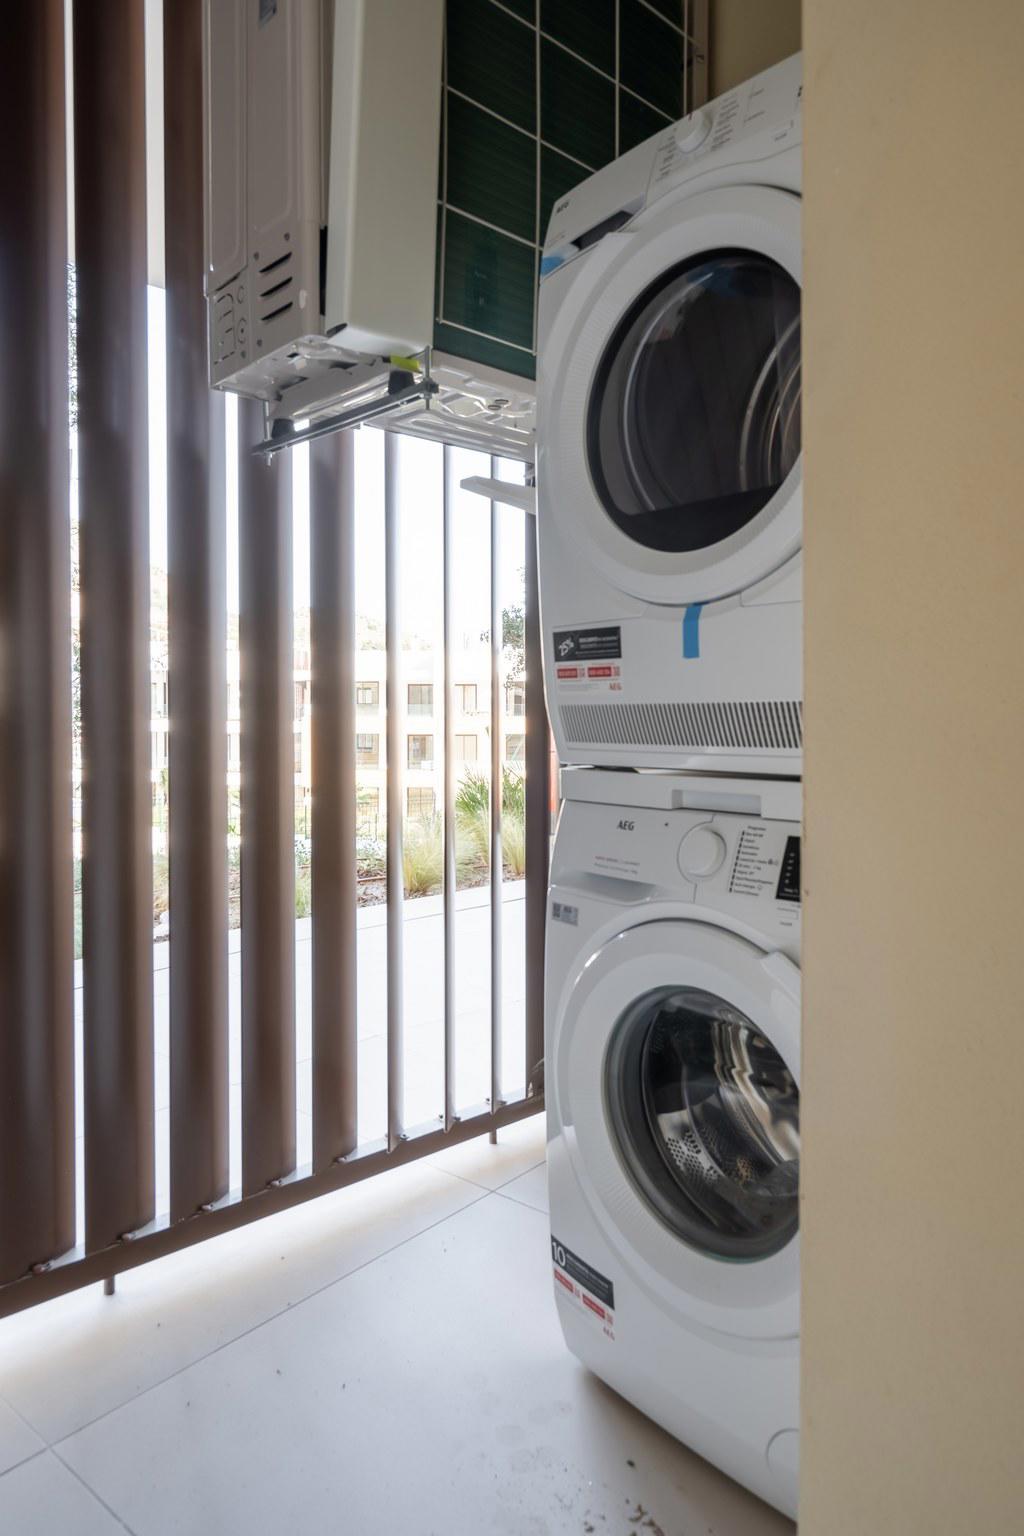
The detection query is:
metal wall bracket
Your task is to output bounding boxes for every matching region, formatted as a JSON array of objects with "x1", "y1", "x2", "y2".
[{"x1": 250, "y1": 355, "x2": 439, "y2": 460}]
